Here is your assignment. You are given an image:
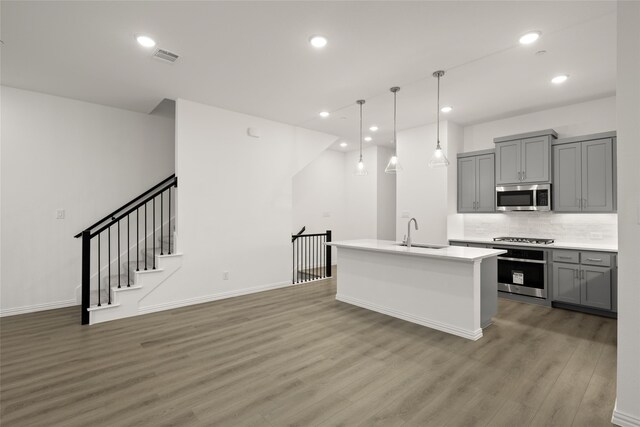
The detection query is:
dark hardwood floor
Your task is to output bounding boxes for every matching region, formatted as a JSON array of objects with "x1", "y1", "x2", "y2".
[{"x1": 0, "y1": 270, "x2": 616, "y2": 426}]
